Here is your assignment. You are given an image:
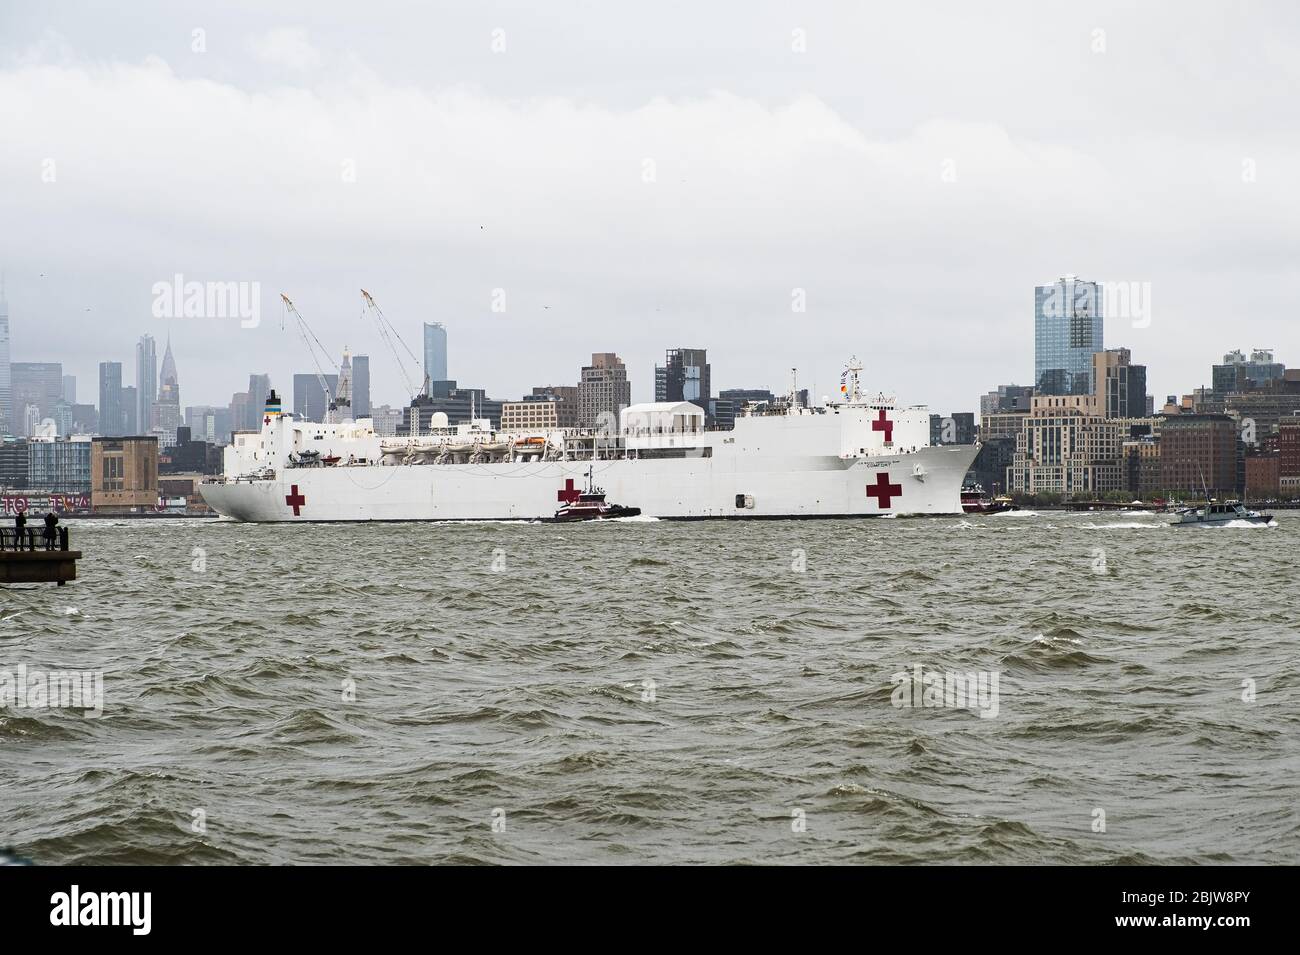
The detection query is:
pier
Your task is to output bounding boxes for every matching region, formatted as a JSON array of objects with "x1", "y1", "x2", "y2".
[{"x1": 0, "y1": 527, "x2": 81, "y2": 585}]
